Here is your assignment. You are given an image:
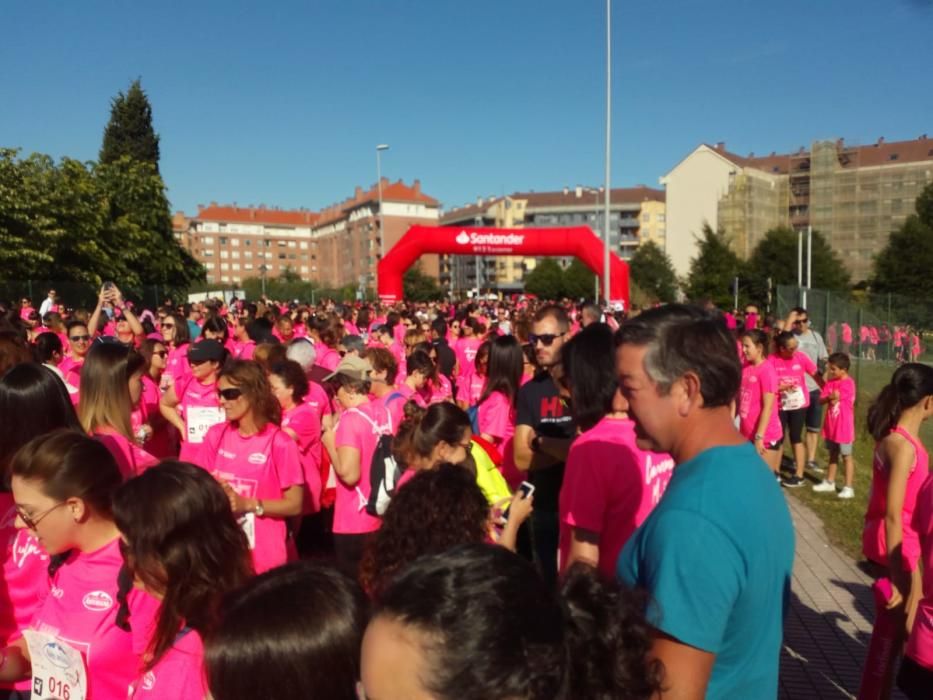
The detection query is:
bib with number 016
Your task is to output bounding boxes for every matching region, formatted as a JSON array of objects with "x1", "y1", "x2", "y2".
[
  {"x1": 186, "y1": 406, "x2": 225, "y2": 444},
  {"x1": 24, "y1": 629, "x2": 88, "y2": 700},
  {"x1": 780, "y1": 385, "x2": 807, "y2": 411}
]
